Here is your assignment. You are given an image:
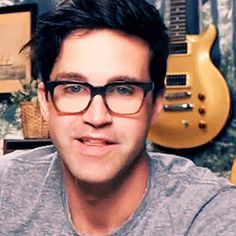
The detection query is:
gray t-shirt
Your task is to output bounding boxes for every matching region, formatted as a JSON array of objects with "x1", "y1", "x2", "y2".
[{"x1": 0, "y1": 145, "x2": 236, "y2": 236}]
